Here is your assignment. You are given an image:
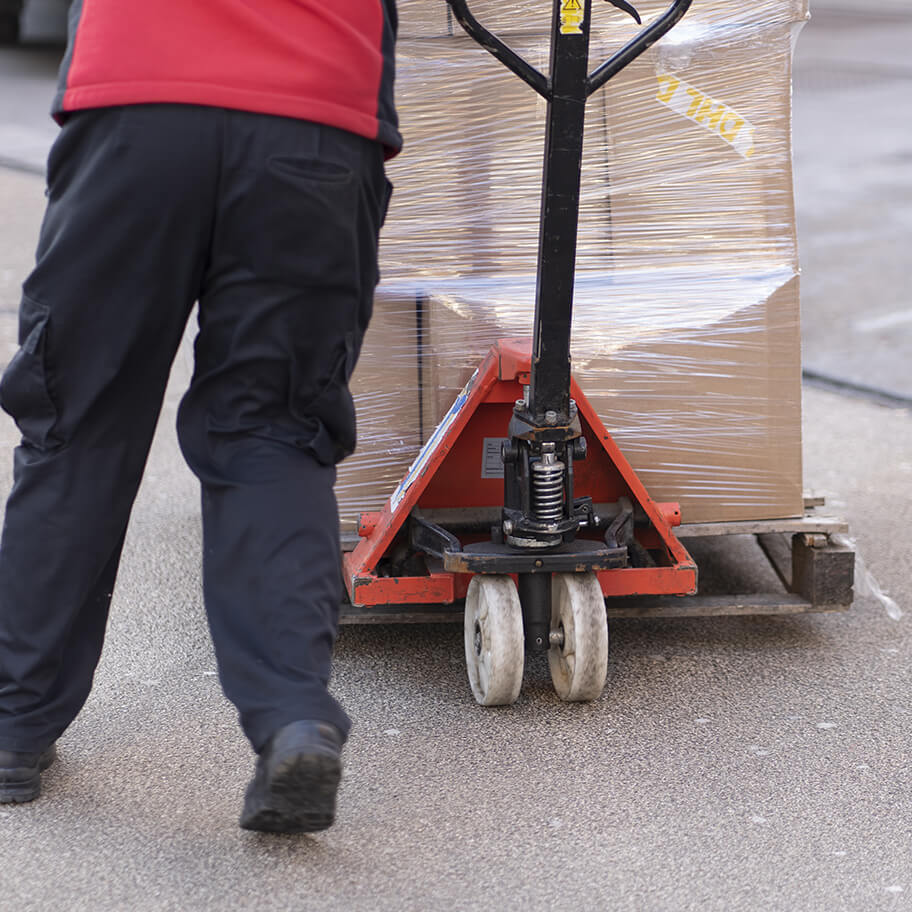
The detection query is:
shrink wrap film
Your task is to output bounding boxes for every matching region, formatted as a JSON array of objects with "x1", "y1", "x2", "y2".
[{"x1": 336, "y1": 0, "x2": 810, "y2": 532}]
